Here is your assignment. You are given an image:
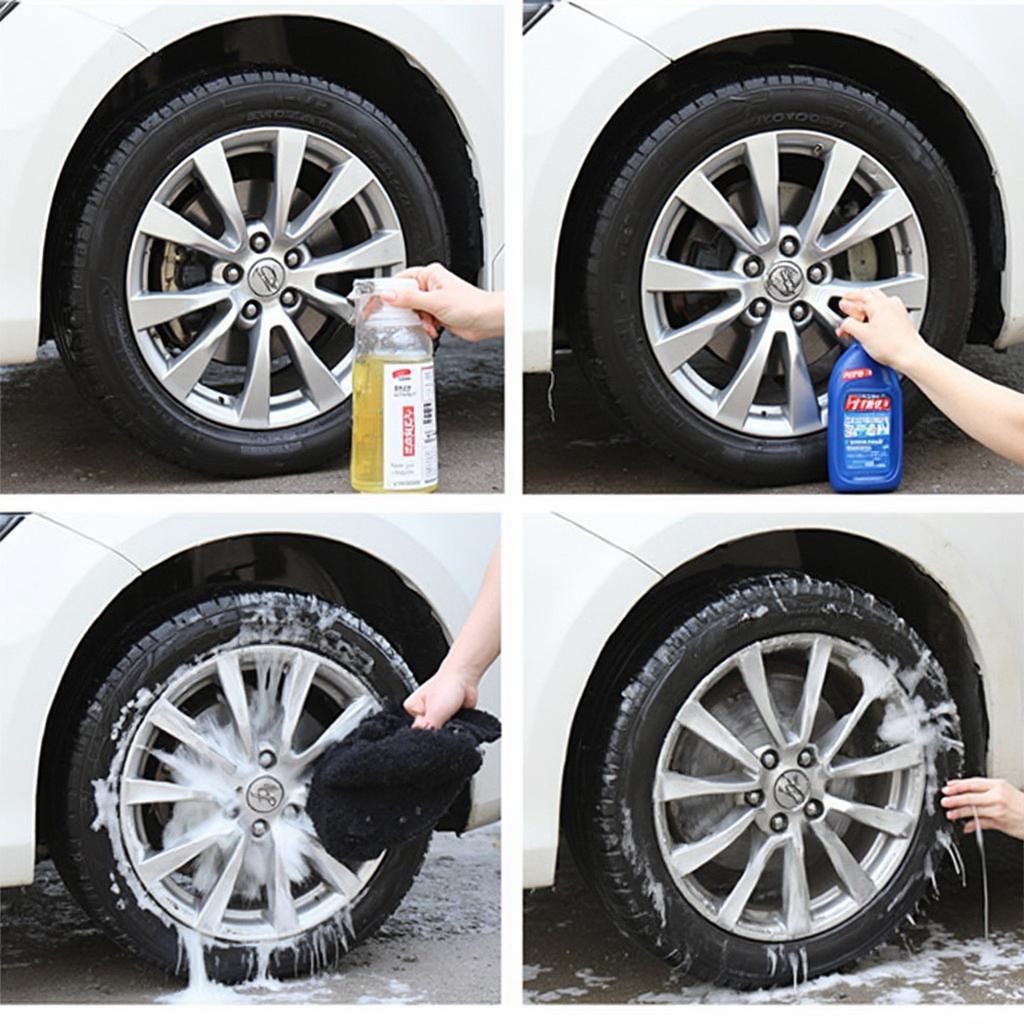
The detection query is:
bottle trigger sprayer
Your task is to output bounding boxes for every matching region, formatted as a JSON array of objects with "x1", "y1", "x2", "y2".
[
  {"x1": 349, "y1": 277, "x2": 438, "y2": 493},
  {"x1": 827, "y1": 340, "x2": 903, "y2": 492}
]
